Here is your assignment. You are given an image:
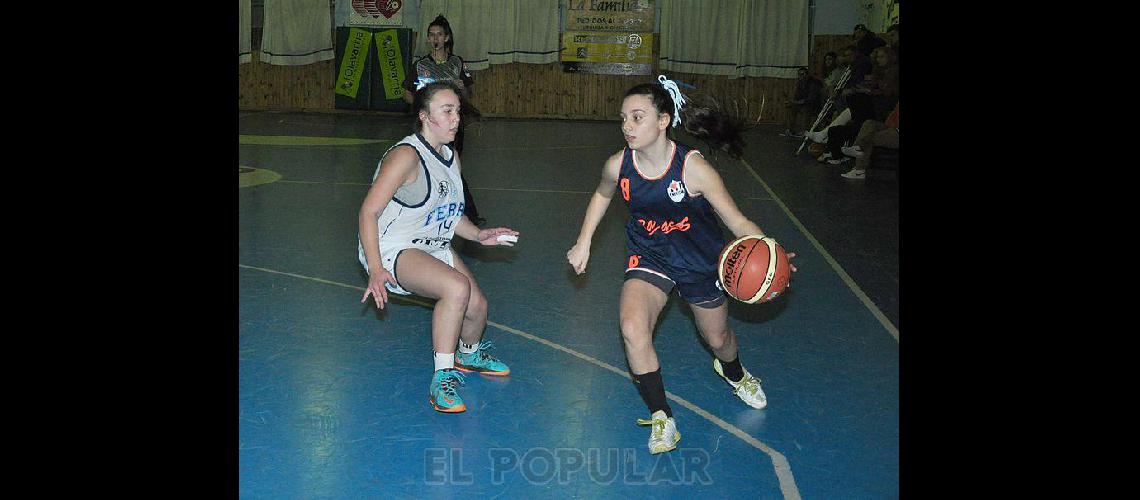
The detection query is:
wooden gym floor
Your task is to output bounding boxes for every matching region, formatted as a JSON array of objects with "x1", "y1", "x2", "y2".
[{"x1": 239, "y1": 110, "x2": 899, "y2": 498}]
